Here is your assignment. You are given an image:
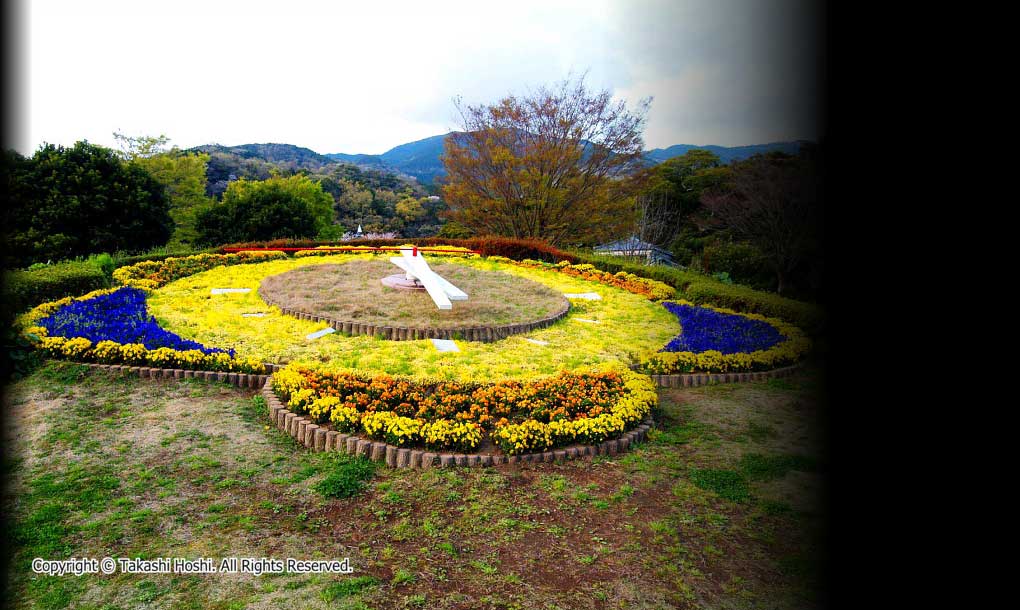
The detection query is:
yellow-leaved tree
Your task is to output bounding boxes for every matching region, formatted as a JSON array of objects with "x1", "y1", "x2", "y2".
[{"x1": 440, "y1": 75, "x2": 650, "y2": 246}]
